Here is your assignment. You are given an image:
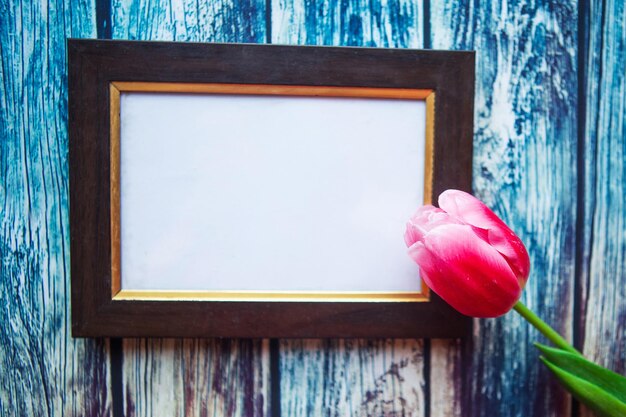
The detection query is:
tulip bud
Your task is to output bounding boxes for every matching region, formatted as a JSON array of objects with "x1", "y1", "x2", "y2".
[{"x1": 404, "y1": 190, "x2": 530, "y2": 317}]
